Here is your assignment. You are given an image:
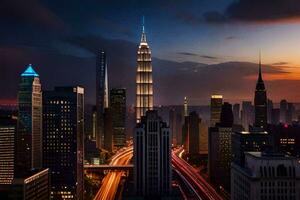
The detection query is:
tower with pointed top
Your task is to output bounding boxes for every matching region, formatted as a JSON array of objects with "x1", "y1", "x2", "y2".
[
  {"x1": 254, "y1": 54, "x2": 267, "y2": 130},
  {"x1": 96, "y1": 50, "x2": 109, "y2": 149},
  {"x1": 16, "y1": 64, "x2": 42, "y2": 173},
  {"x1": 184, "y1": 96, "x2": 188, "y2": 117},
  {"x1": 136, "y1": 18, "x2": 153, "y2": 123}
]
